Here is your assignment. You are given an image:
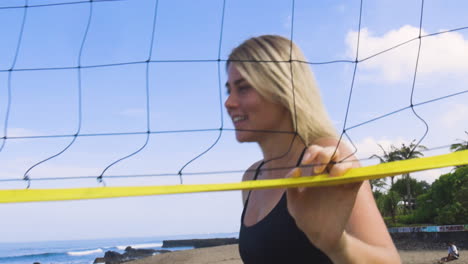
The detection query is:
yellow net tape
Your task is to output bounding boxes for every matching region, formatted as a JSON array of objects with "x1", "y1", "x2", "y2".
[{"x1": 1, "y1": 150, "x2": 467, "y2": 203}]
